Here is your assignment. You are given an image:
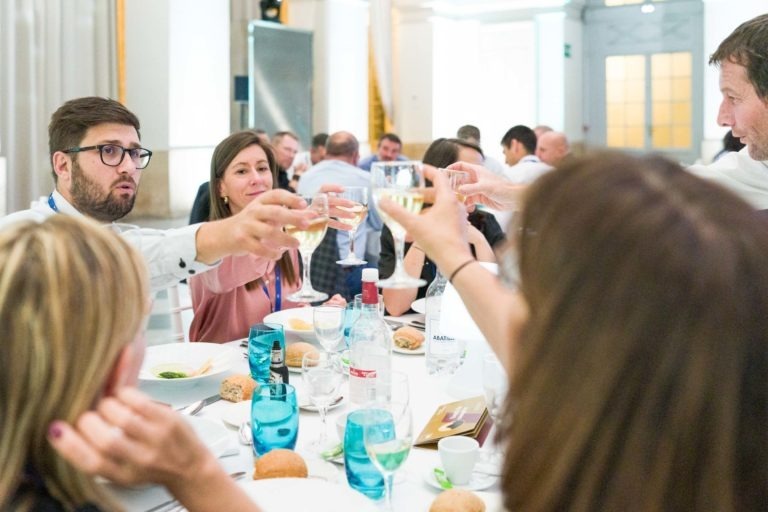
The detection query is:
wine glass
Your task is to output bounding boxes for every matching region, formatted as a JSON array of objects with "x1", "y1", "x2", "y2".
[
  {"x1": 370, "y1": 161, "x2": 426, "y2": 289},
  {"x1": 481, "y1": 352, "x2": 508, "y2": 465},
  {"x1": 286, "y1": 192, "x2": 330, "y2": 302},
  {"x1": 442, "y1": 168, "x2": 470, "y2": 203},
  {"x1": 335, "y1": 186, "x2": 369, "y2": 266},
  {"x1": 313, "y1": 305, "x2": 345, "y2": 353},
  {"x1": 302, "y1": 352, "x2": 345, "y2": 453},
  {"x1": 362, "y1": 401, "x2": 413, "y2": 511}
]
